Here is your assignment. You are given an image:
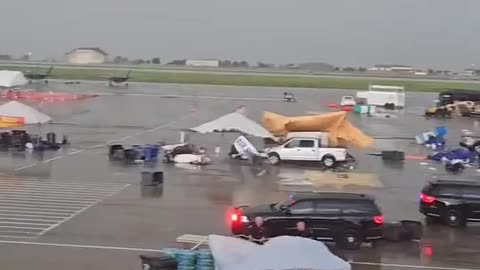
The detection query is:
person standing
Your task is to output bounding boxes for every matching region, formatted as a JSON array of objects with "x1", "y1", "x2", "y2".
[
  {"x1": 294, "y1": 221, "x2": 314, "y2": 239},
  {"x1": 248, "y1": 216, "x2": 268, "y2": 244}
]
